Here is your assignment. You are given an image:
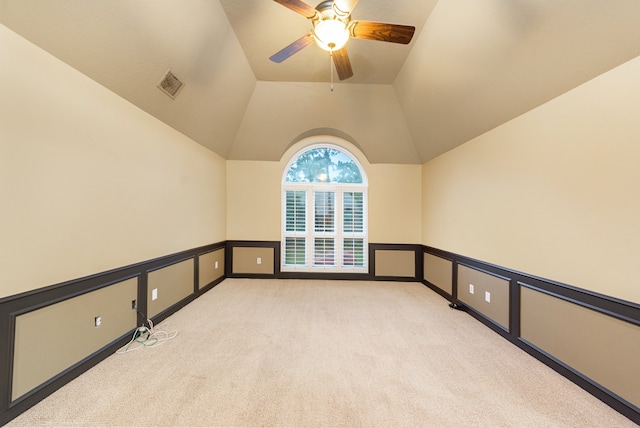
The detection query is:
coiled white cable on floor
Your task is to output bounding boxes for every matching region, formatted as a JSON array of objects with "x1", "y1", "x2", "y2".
[{"x1": 116, "y1": 319, "x2": 178, "y2": 354}]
